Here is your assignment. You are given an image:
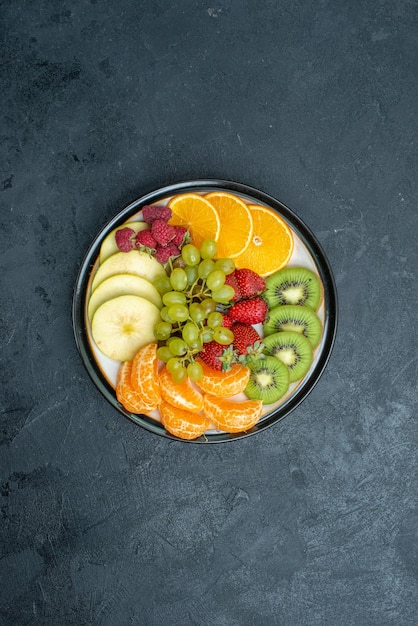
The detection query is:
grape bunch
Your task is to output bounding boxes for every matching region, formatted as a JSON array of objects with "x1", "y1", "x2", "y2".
[{"x1": 153, "y1": 238, "x2": 236, "y2": 383}]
